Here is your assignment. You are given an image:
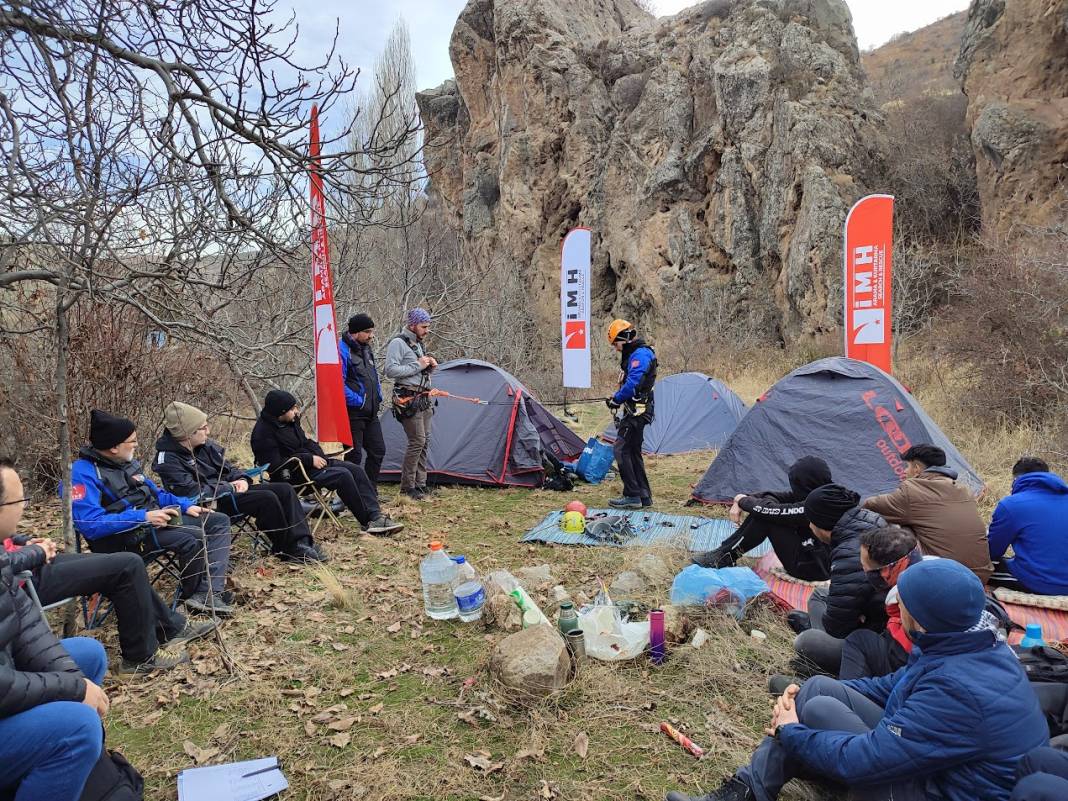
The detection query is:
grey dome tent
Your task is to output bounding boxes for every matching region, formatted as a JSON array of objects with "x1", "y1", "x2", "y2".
[
  {"x1": 380, "y1": 359, "x2": 585, "y2": 487},
  {"x1": 691, "y1": 357, "x2": 983, "y2": 504},
  {"x1": 601, "y1": 372, "x2": 747, "y2": 454}
]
